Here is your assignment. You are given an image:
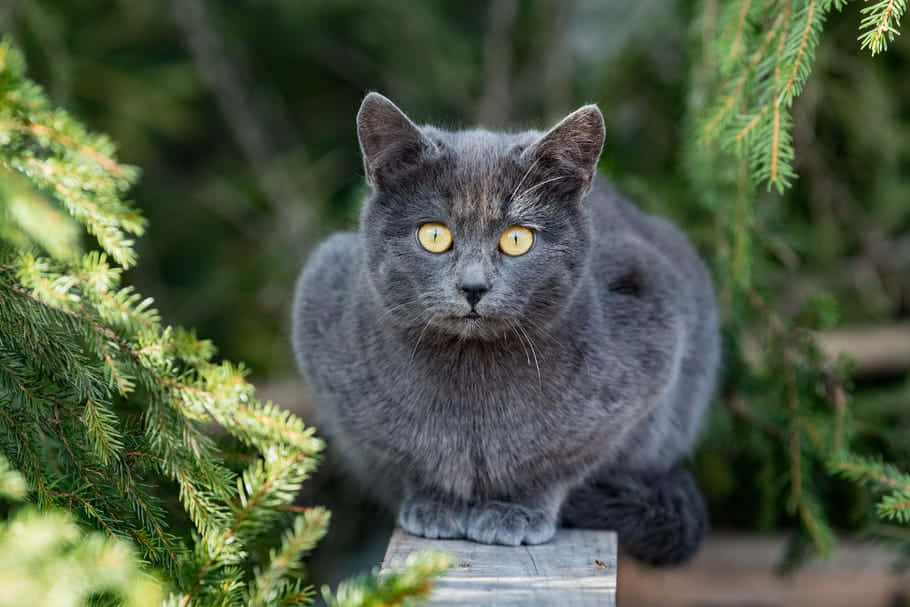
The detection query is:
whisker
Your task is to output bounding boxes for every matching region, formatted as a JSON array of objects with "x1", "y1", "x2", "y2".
[
  {"x1": 515, "y1": 322, "x2": 542, "y2": 390},
  {"x1": 514, "y1": 175, "x2": 568, "y2": 202},
  {"x1": 410, "y1": 313, "x2": 438, "y2": 363},
  {"x1": 521, "y1": 316, "x2": 560, "y2": 347},
  {"x1": 529, "y1": 314, "x2": 596, "y2": 384},
  {"x1": 377, "y1": 298, "x2": 420, "y2": 321},
  {"x1": 509, "y1": 157, "x2": 540, "y2": 203},
  {"x1": 507, "y1": 320, "x2": 532, "y2": 366}
]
